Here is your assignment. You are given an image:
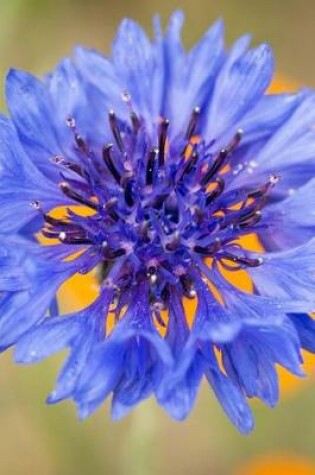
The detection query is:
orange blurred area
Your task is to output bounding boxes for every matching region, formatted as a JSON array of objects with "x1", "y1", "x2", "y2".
[{"x1": 236, "y1": 454, "x2": 315, "y2": 475}]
